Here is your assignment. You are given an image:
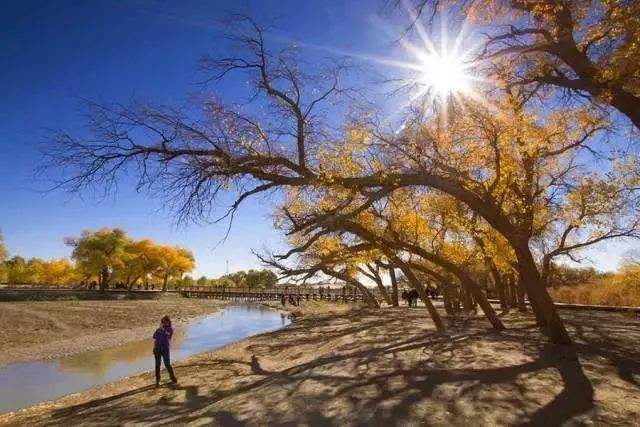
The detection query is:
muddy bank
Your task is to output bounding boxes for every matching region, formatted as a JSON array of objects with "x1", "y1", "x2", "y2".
[
  {"x1": 0, "y1": 297, "x2": 226, "y2": 366},
  {"x1": 2, "y1": 305, "x2": 638, "y2": 425}
]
